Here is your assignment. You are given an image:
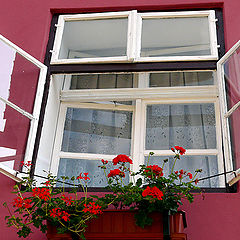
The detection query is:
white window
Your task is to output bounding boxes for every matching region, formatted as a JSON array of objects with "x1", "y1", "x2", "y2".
[
  {"x1": 31, "y1": 10, "x2": 233, "y2": 189},
  {"x1": 51, "y1": 10, "x2": 218, "y2": 64}
]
